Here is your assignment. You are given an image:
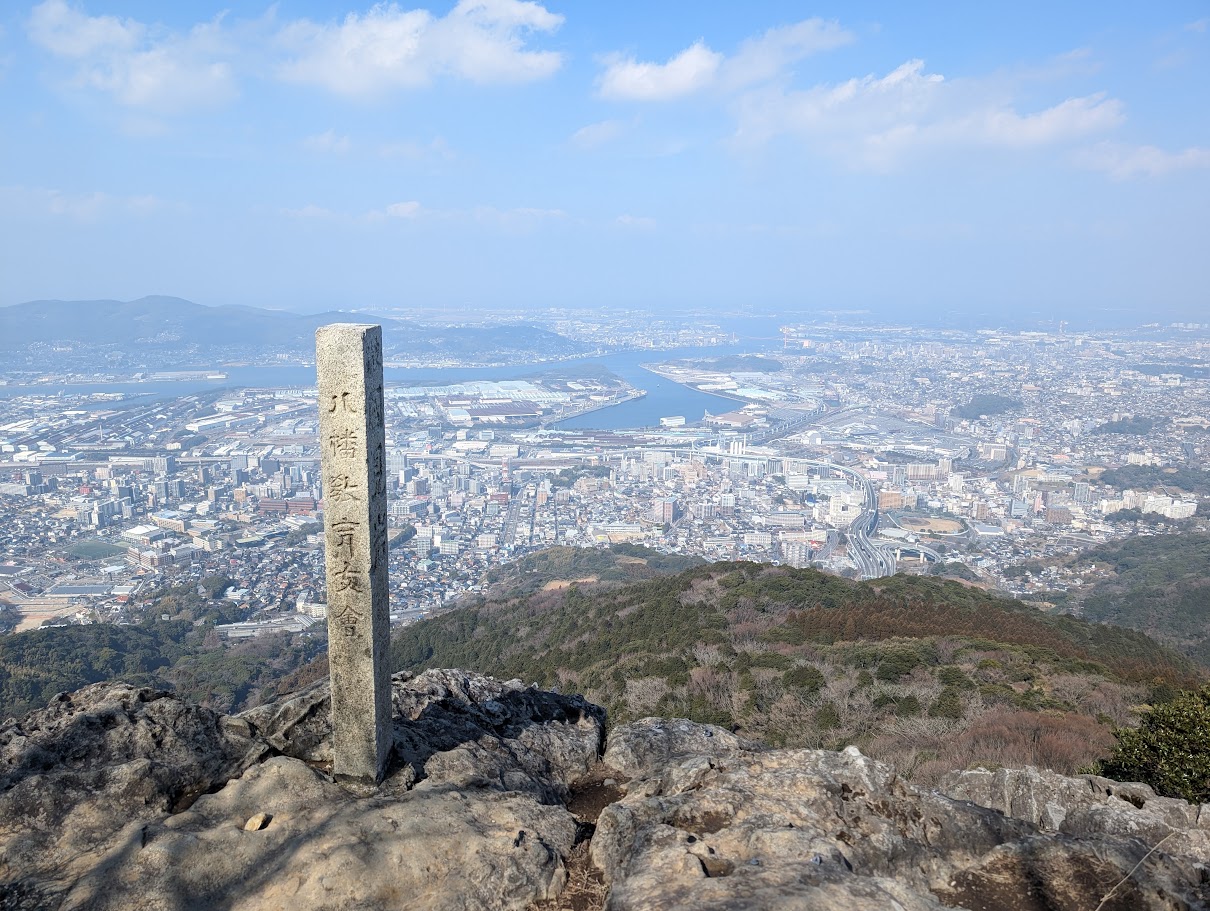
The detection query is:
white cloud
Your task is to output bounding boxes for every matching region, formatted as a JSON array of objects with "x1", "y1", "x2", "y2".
[
  {"x1": 511, "y1": 206, "x2": 565, "y2": 218},
  {"x1": 615, "y1": 214, "x2": 655, "y2": 229},
  {"x1": 277, "y1": 0, "x2": 564, "y2": 97},
  {"x1": 27, "y1": 0, "x2": 236, "y2": 111},
  {"x1": 597, "y1": 18, "x2": 851, "y2": 102},
  {"x1": 1185, "y1": 18, "x2": 1208, "y2": 33},
  {"x1": 733, "y1": 59, "x2": 1125, "y2": 169},
  {"x1": 303, "y1": 130, "x2": 352, "y2": 154},
  {"x1": 598, "y1": 40, "x2": 722, "y2": 101},
  {"x1": 720, "y1": 19, "x2": 853, "y2": 91},
  {"x1": 46, "y1": 189, "x2": 109, "y2": 219},
  {"x1": 1076, "y1": 142, "x2": 1210, "y2": 179},
  {"x1": 27, "y1": 1, "x2": 565, "y2": 110},
  {"x1": 1, "y1": 185, "x2": 178, "y2": 220},
  {"x1": 0, "y1": 24, "x2": 12, "y2": 82},
  {"x1": 971, "y1": 93, "x2": 1124, "y2": 146},
  {"x1": 356, "y1": 200, "x2": 563, "y2": 226},
  {"x1": 282, "y1": 204, "x2": 335, "y2": 218},
  {"x1": 474, "y1": 205, "x2": 565, "y2": 223},
  {"x1": 467, "y1": 205, "x2": 566, "y2": 234},
  {"x1": 569, "y1": 119, "x2": 626, "y2": 149},
  {"x1": 28, "y1": 0, "x2": 139, "y2": 58},
  {"x1": 385, "y1": 200, "x2": 423, "y2": 217}
]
